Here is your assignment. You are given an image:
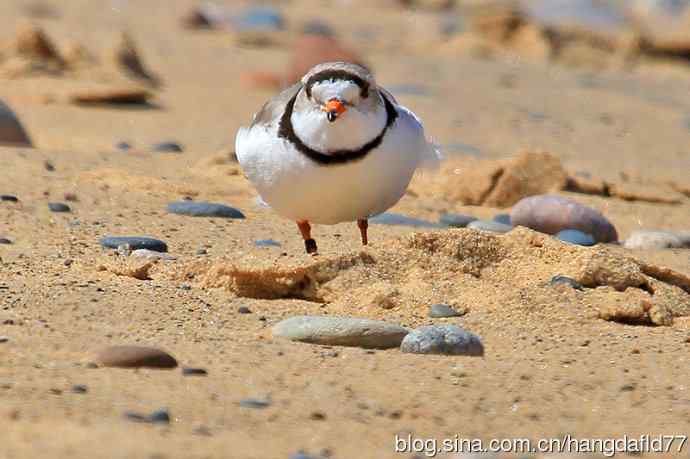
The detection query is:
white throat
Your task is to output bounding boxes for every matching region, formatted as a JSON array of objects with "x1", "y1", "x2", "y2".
[{"x1": 290, "y1": 98, "x2": 387, "y2": 153}]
